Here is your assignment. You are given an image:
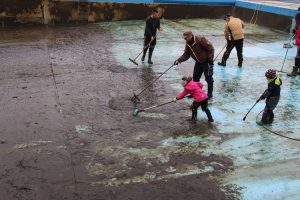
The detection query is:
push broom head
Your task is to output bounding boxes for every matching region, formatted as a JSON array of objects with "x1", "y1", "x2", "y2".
[
  {"x1": 130, "y1": 93, "x2": 140, "y2": 102},
  {"x1": 283, "y1": 43, "x2": 293, "y2": 48},
  {"x1": 129, "y1": 58, "x2": 139, "y2": 66},
  {"x1": 133, "y1": 108, "x2": 140, "y2": 116}
]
